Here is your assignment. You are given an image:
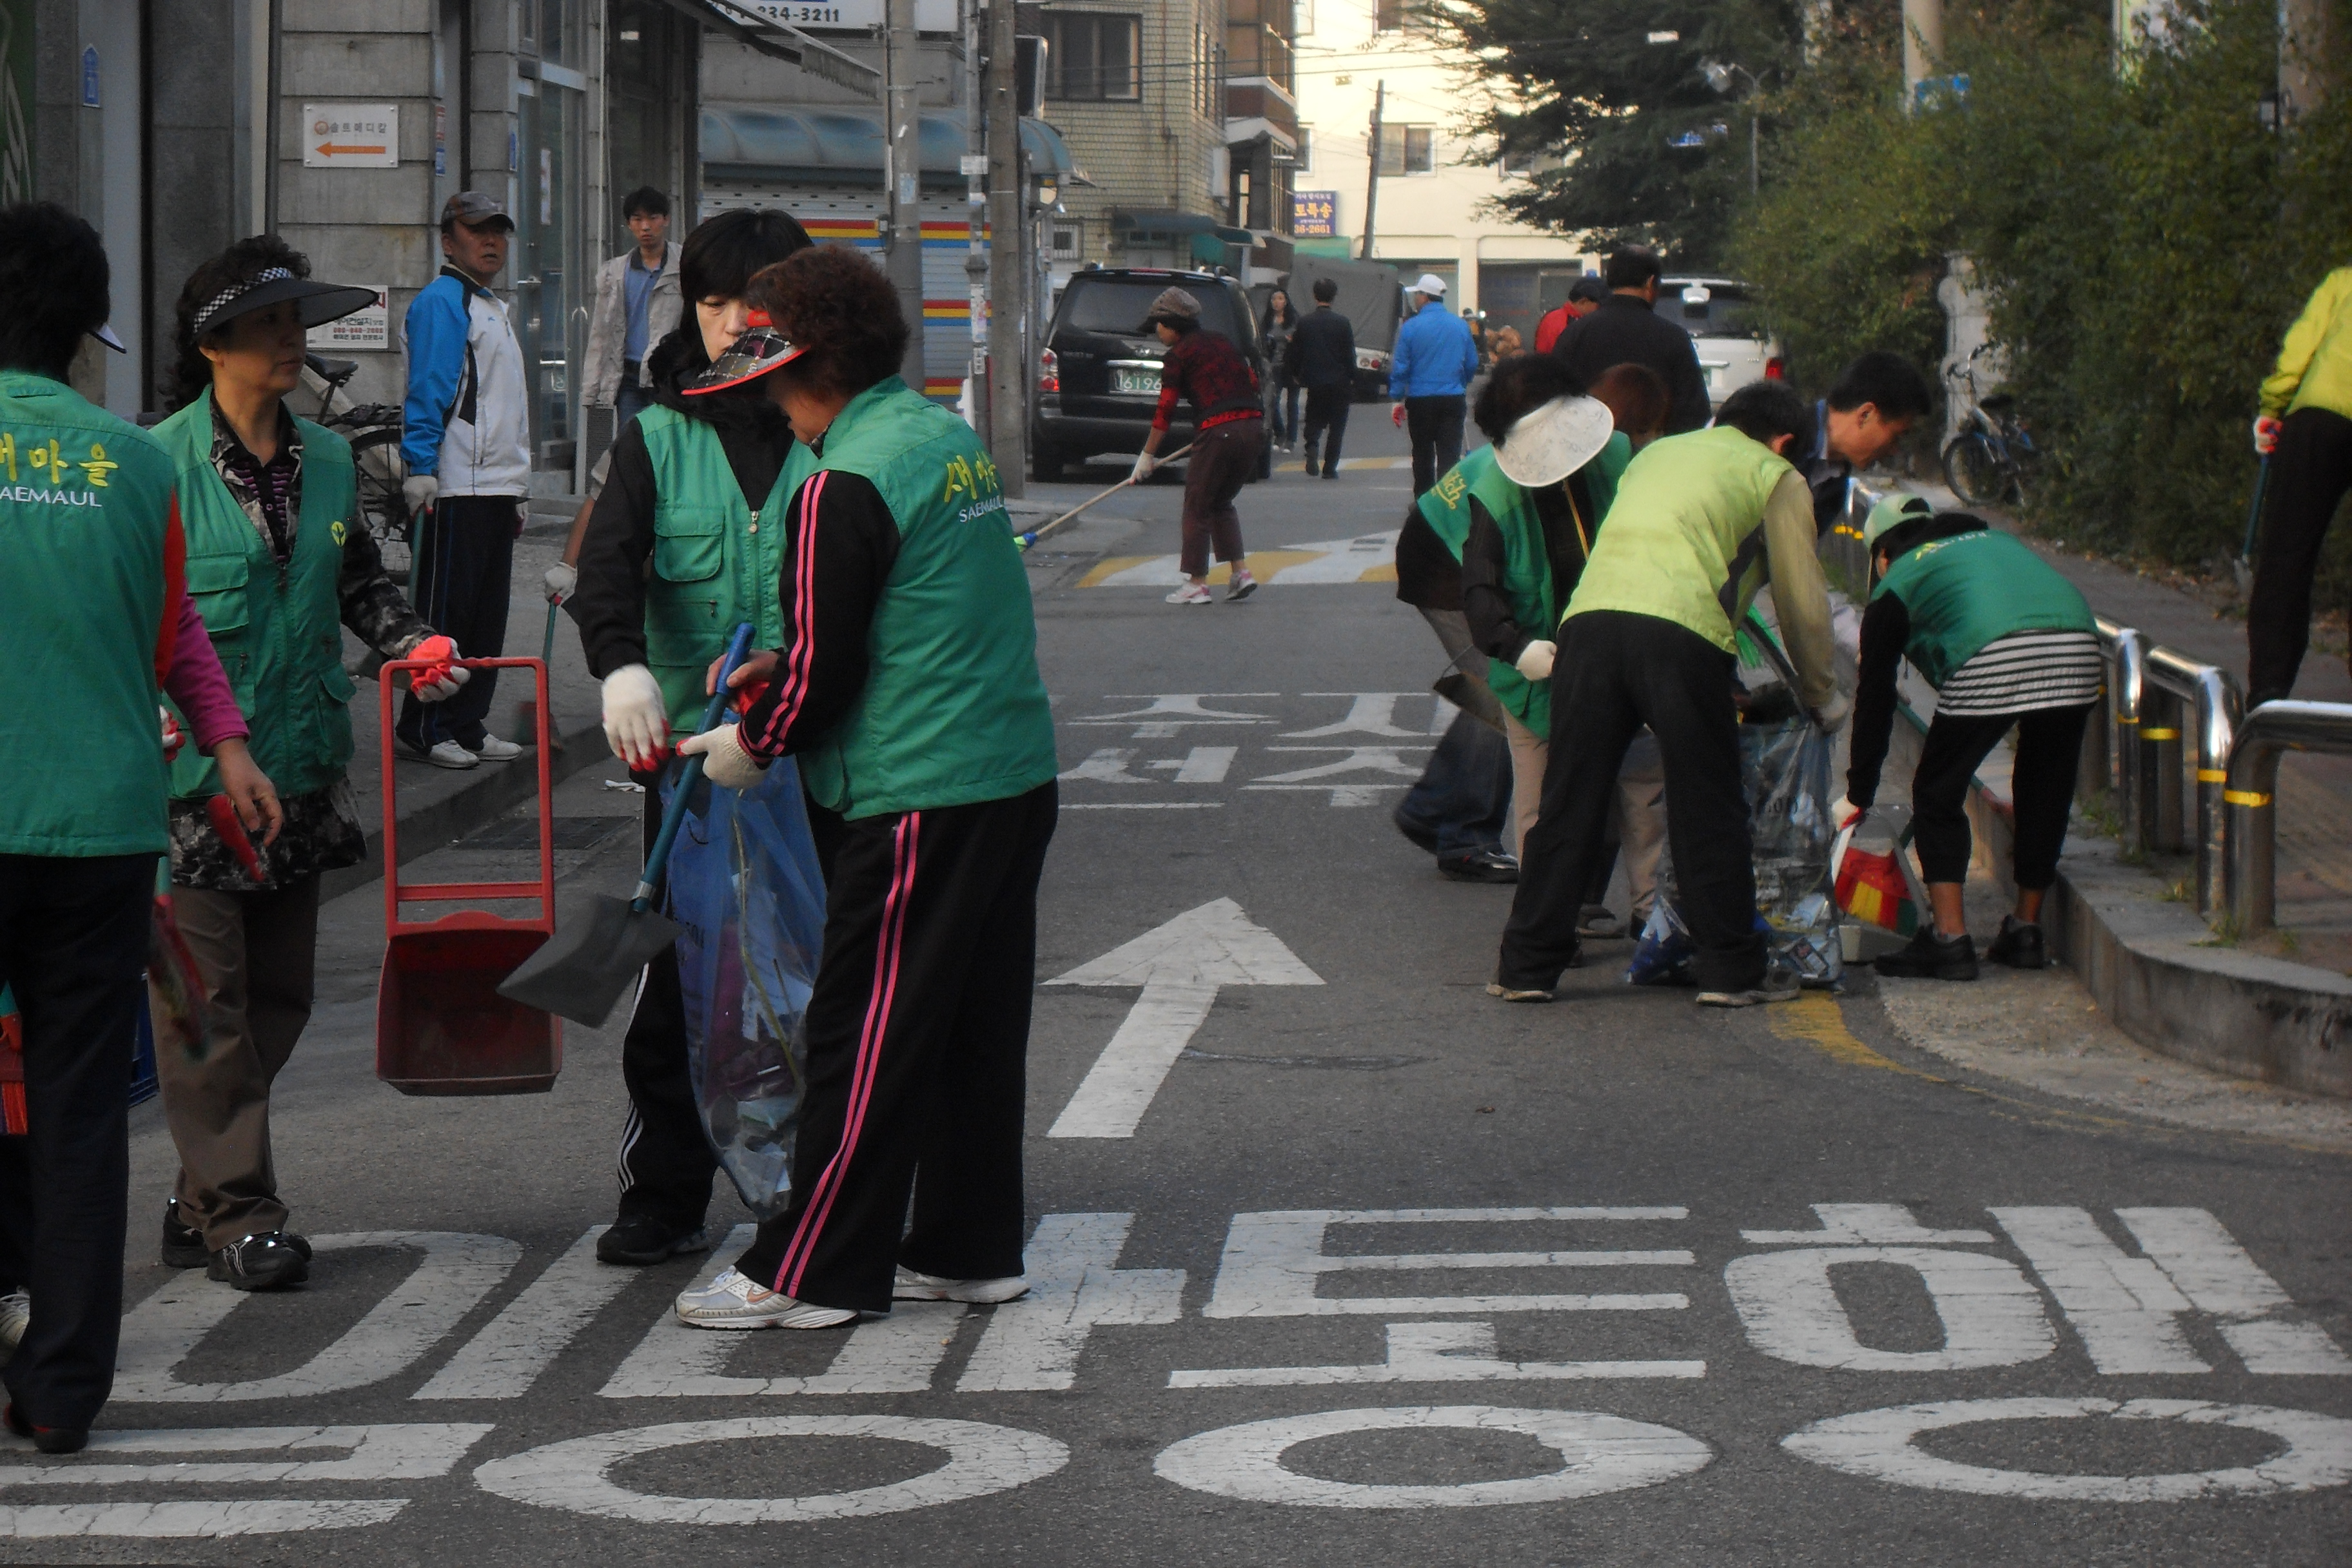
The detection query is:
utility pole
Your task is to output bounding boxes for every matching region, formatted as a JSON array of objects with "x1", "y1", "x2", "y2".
[
  {"x1": 2279, "y1": 0, "x2": 2335, "y2": 122},
  {"x1": 1360, "y1": 81, "x2": 1383, "y2": 262},
  {"x1": 1901, "y1": 0, "x2": 1943, "y2": 108},
  {"x1": 985, "y1": 0, "x2": 1026, "y2": 493},
  {"x1": 886, "y1": 0, "x2": 926, "y2": 387}
]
